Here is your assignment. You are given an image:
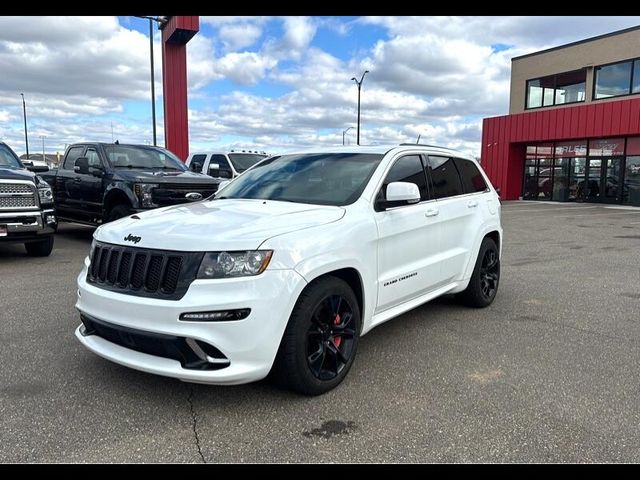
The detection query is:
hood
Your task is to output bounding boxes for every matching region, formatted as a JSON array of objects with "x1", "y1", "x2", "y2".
[
  {"x1": 113, "y1": 169, "x2": 218, "y2": 185},
  {"x1": 94, "y1": 199, "x2": 345, "y2": 251},
  {"x1": 0, "y1": 167, "x2": 36, "y2": 182}
]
